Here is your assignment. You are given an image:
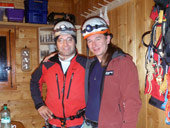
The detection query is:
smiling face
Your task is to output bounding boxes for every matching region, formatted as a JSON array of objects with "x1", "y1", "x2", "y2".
[
  {"x1": 86, "y1": 33, "x2": 111, "y2": 62},
  {"x1": 56, "y1": 34, "x2": 76, "y2": 60}
]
